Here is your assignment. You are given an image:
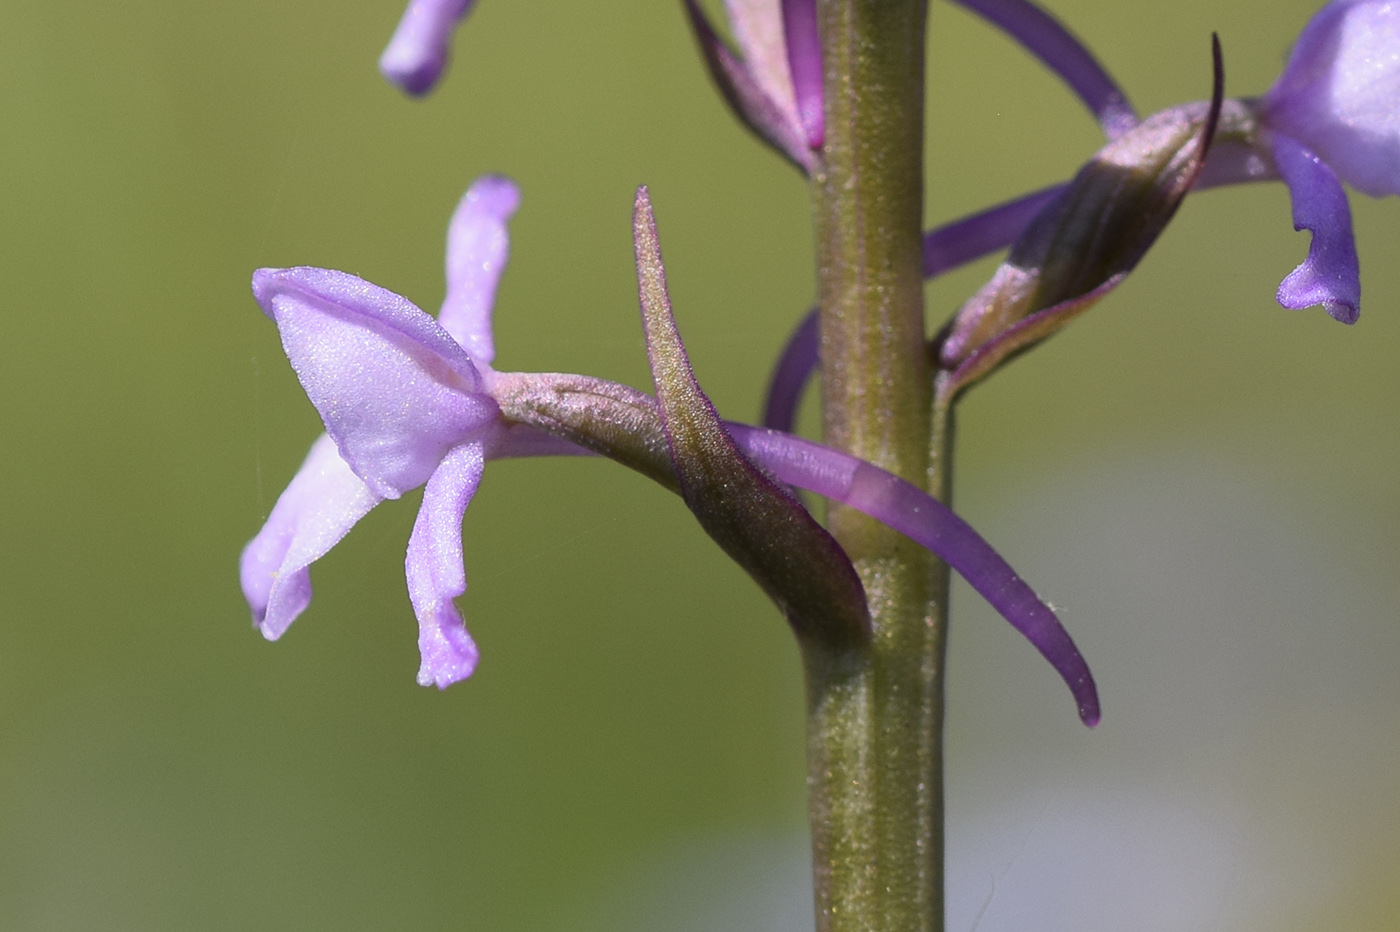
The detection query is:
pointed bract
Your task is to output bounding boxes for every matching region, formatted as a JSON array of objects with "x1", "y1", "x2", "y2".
[
  {"x1": 634, "y1": 187, "x2": 869, "y2": 646},
  {"x1": 682, "y1": 0, "x2": 813, "y2": 172}
]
